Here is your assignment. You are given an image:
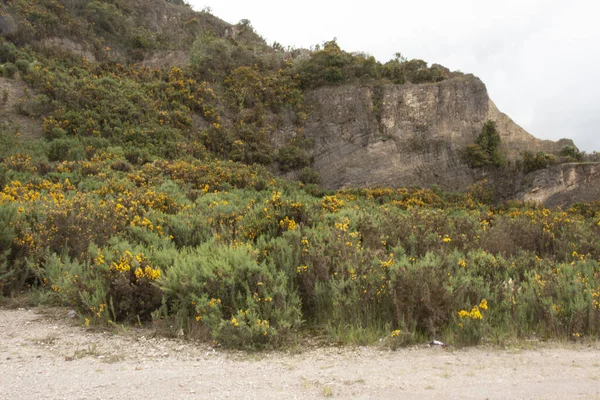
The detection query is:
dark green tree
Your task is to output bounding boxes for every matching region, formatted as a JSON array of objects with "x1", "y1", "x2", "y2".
[{"x1": 463, "y1": 120, "x2": 504, "y2": 168}]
